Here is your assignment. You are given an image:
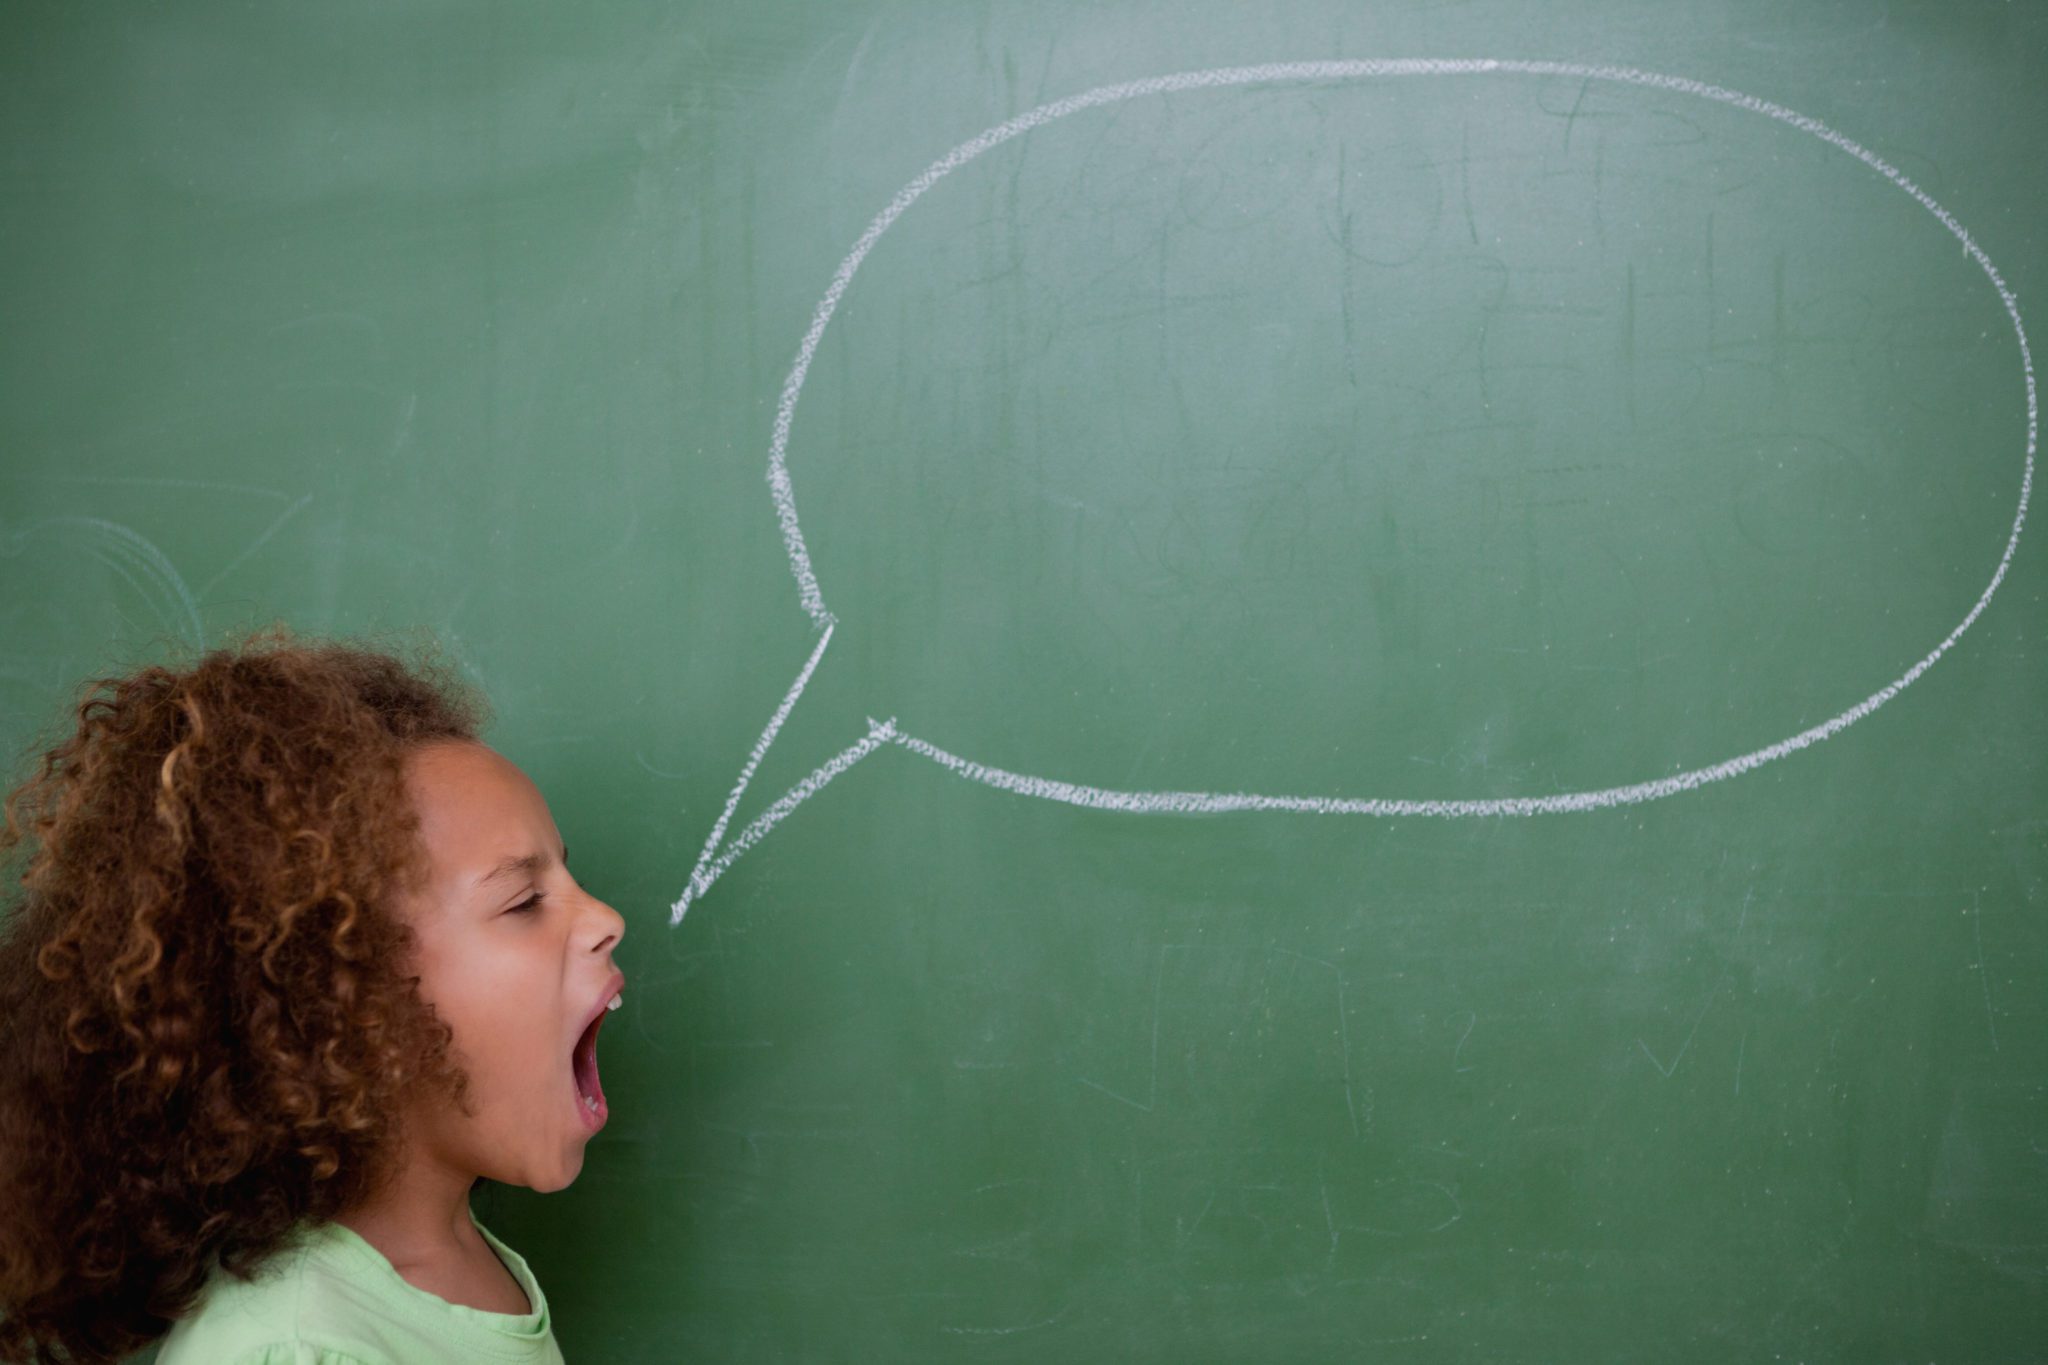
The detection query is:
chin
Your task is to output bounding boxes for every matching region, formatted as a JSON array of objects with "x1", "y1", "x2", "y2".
[{"x1": 533, "y1": 1151, "x2": 585, "y2": 1194}]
